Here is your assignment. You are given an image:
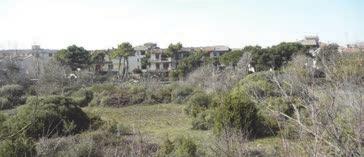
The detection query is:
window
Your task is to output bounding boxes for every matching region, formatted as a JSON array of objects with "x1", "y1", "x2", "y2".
[
  {"x1": 141, "y1": 51, "x2": 145, "y2": 55},
  {"x1": 49, "y1": 53, "x2": 53, "y2": 57},
  {"x1": 156, "y1": 63, "x2": 160, "y2": 70},
  {"x1": 156, "y1": 54, "x2": 160, "y2": 60}
]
